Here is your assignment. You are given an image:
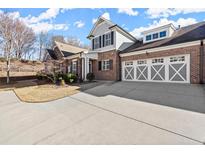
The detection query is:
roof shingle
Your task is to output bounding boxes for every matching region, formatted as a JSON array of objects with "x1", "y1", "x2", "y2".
[{"x1": 121, "y1": 21, "x2": 205, "y2": 54}]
